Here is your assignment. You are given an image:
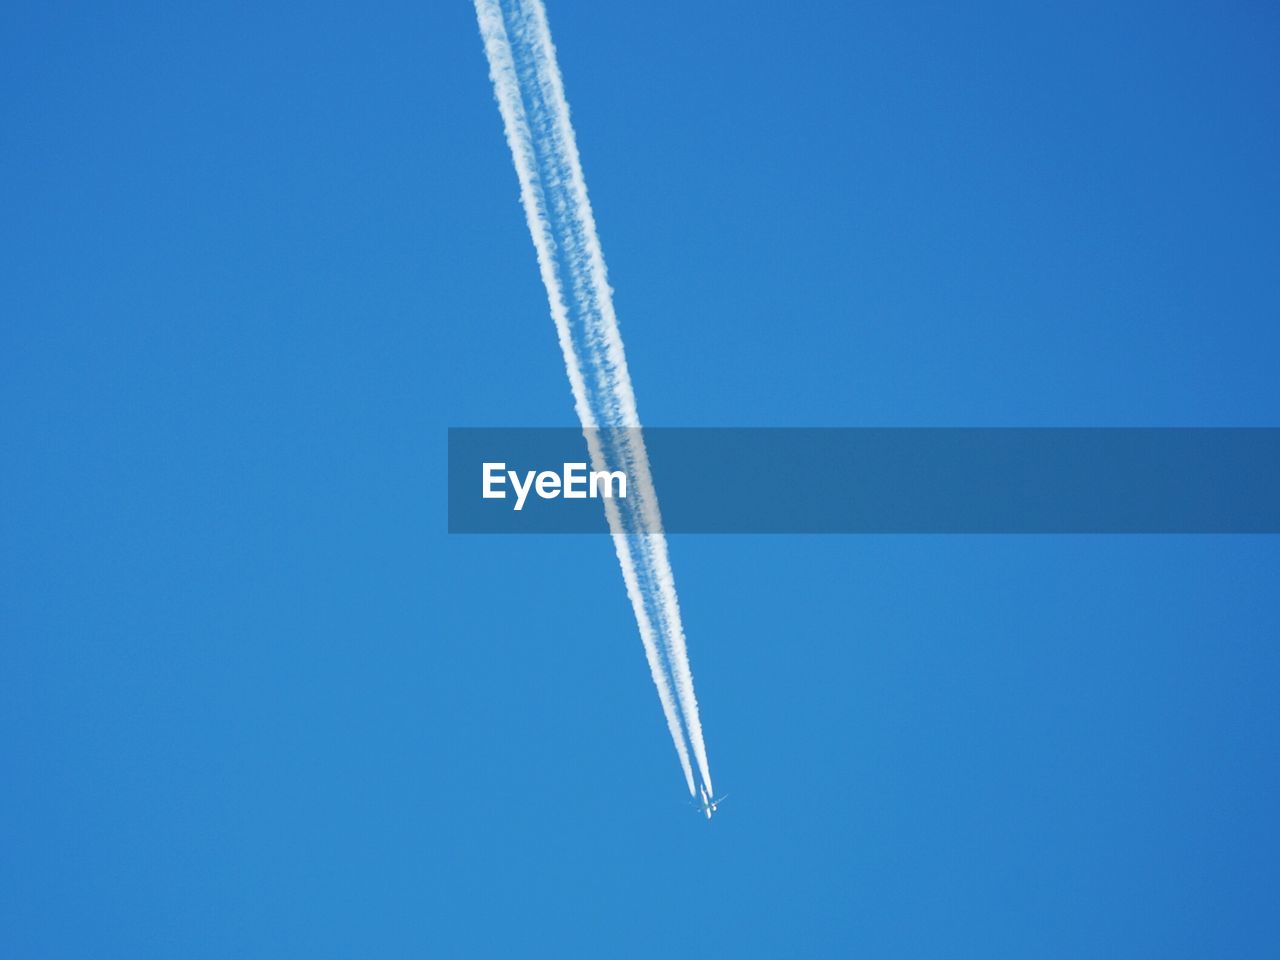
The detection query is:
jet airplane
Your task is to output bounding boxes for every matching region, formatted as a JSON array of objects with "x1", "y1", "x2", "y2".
[{"x1": 697, "y1": 785, "x2": 727, "y2": 820}]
